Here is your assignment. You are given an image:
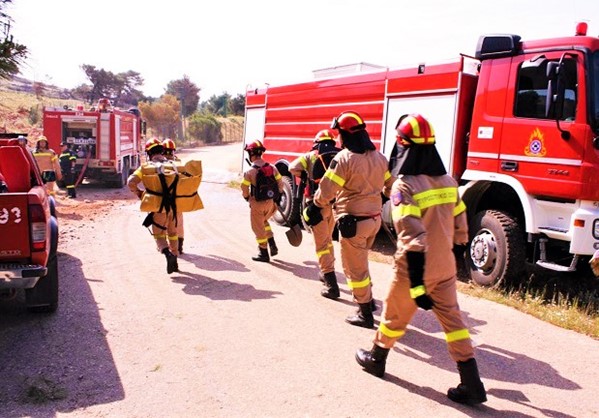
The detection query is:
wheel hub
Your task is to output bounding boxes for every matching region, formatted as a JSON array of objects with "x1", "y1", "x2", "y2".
[{"x1": 470, "y1": 230, "x2": 497, "y2": 271}]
